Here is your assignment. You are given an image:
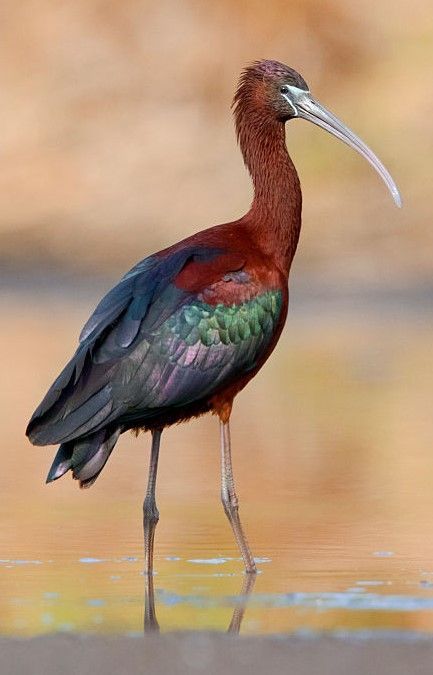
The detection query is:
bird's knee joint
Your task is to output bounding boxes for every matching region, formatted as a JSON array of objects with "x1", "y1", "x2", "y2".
[
  {"x1": 143, "y1": 498, "x2": 159, "y2": 525},
  {"x1": 221, "y1": 490, "x2": 239, "y2": 515}
]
